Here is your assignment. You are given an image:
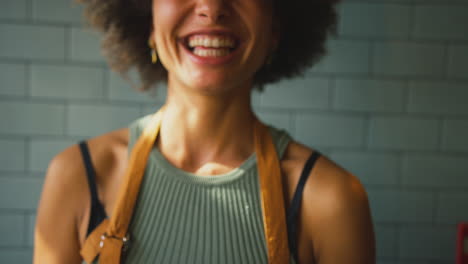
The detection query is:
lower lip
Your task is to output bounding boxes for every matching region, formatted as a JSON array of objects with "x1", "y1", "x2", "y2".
[{"x1": 181, "y1": 43, "x2": 241, "y2": 66}]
